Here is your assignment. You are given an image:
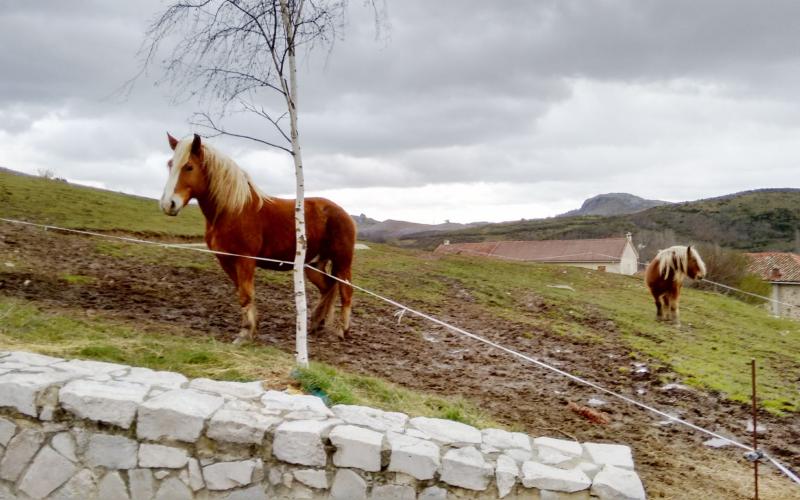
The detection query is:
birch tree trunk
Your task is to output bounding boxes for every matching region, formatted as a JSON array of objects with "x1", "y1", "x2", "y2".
[{"x1": 280, "y1": 0, "x2": 309, "y2": 367}]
